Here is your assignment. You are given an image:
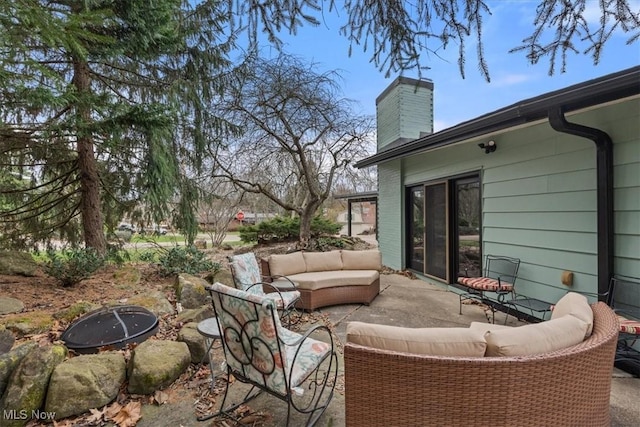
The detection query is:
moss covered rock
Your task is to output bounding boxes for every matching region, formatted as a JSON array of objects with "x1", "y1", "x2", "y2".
[
  {"x1": 174, "y1": 274, "x2": 209, "y2": 309},
  {"x1": 175, "y1": 306, "x2": 214, "y2": 324},
  {"x1": 0, "y1": 251, "x2": 37, "y2": 277},
  {"x1": 53, "y1": 301, "x2": 100, "y2": 322},
  {"x1": 45, "y1": 352, "x2": 126, "y2": 419},
  {"x1": 3, "y1": 312, "x2": 54, "y2": 337},
  {"x1": 177, "y1": 322, "x2": 206, "y2": 364},
  {"x1": 127, "y1": 340, "x2": 190, "y2": 395},
  {"x1": 0, "y1": 344, "x2": 66, "y2": 427},
  {"x1": 0, "y1": 342, "x2": 37, "y2": 397},
  {"x1": 124, "y1": 291, "x2": 174, "y2": 316}
]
